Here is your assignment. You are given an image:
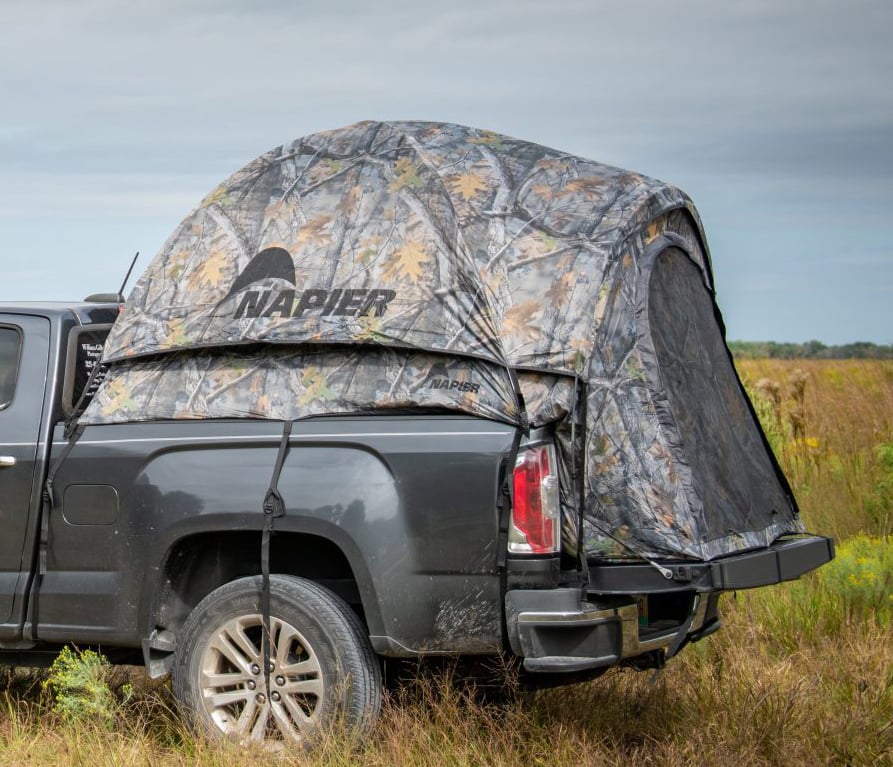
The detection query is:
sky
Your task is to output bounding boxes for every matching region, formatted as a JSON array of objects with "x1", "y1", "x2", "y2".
[{"x1": 1, "y1": 0, "x2": 890, "y2": 344}]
